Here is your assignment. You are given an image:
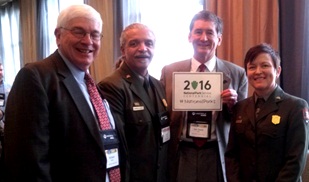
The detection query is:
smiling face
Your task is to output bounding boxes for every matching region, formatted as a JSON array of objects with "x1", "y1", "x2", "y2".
[
  {"x1": 246, "y1": 53, "x2": 281, "y2": 96},
  {"x1": 121, "y1": 27, "x2": 155, "y2": 76},
  {"x1": 55, "y1": 17, "x2": 101, "y2": 71},
  {"x1": 188, "y1": 20, "x2": 222, "y2": 63}
]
